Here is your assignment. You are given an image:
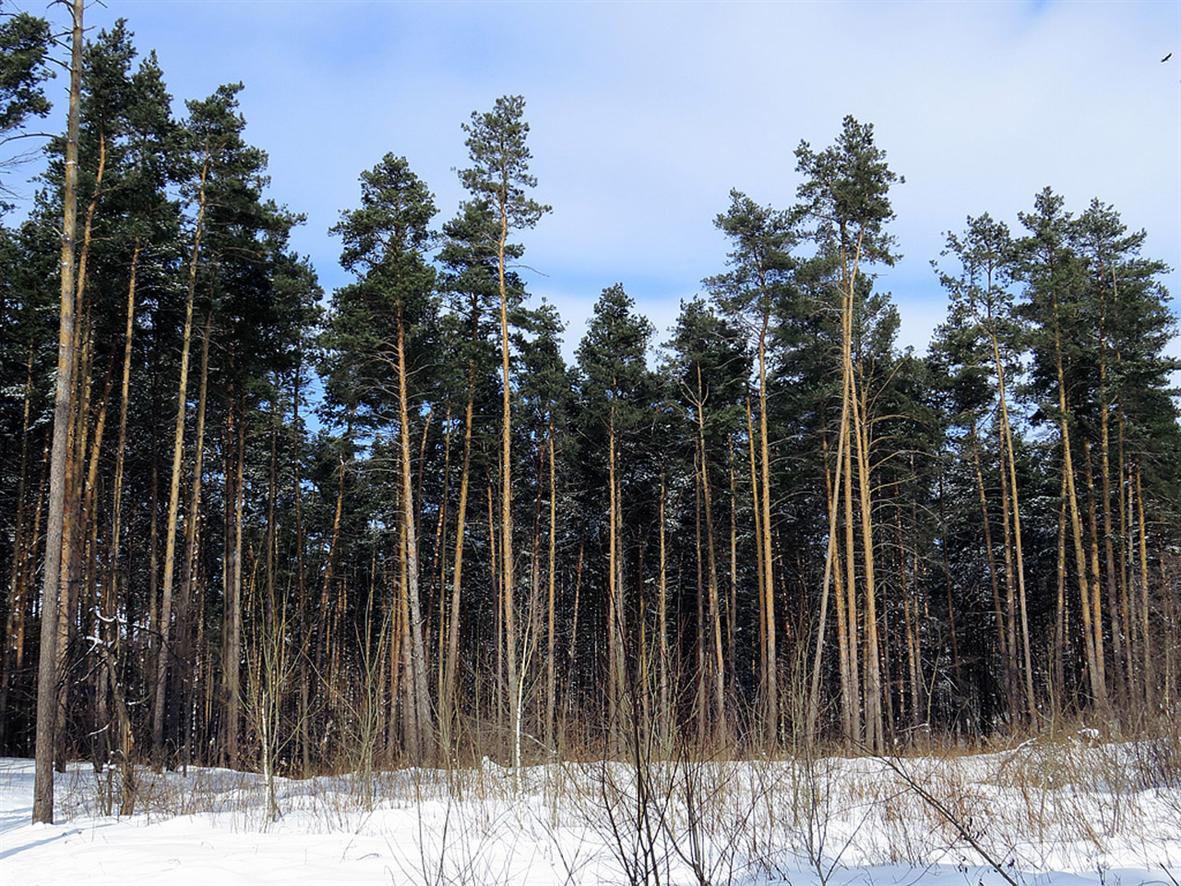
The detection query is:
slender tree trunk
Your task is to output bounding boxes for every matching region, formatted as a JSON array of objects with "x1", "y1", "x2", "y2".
[
  {"x1": 54, "y1": 317, "x2": 89, "y2": 771},
  {"x1": 153, "y1": 152, "x2": 210, "y2": 762},
  {"x1": 657, "y1": 478, "x2": 669, "y2": 748},
  {"x1": 727, "y1": 442, "x2": 738, "y2": 707},
  {"x1": 224, "y1": 401, "x2": 246, "y2": 767},
  {"x1": 396, "y1": 308, "x2": 433, "y2": 760},
  {"x1": 1081, "y1": 438, "x2": 1110, "y2": 708},
  {"x1": 1053, "y1": 473, "x2": 1068, "y2": 716},
  {"x1": 693, "y1": 449, "x2": 706, "y2": 748},
  {"x1": 443, "y1": 370, "x2": 475, "y2": 745},
  {"x1": 565, "y1": 541, "x2": 585, "y2": 728},
  {"x1": 1116, "y1": 414, "x2": 1134, "y2": 703},
  {"x1": 1052, "y1": 291, "x2": 1107, "y2": 708},
  {"x1": 809, "y1": 381, "x2": 849, "y2": 745},
  {"x1": 935, "y1": 473, "x2": 960, "y2": 709},
  {"x1": 320, "y1": 437, "x2": 348, "y2": 676},
  {"x1": 290, "y1": 345, "x2": 309, "y2": 773},
  {"x1": 694, "y1": 366, "x2": 726, "y2": 740},
  {"x1": 839, "y1": 230, "x2": 881, "y2": 751},
  {"x1": 757, "y1": 315, "x2": 777, "y2": 743},
  {"x1": 850, "y1": 359, "x2": 882, "y2": 752},
  {"x1": 33, "y1": 0, "x2": 84, "y2": 823},
  {"x1": 1098, "y1": 268, "x2": 1132, "y2": 703},
  {"x1": 54, "y1": 119, "x2": 108, "y2": 775},
  {"x1": 494, "y1": 198, "x2": 519, "y2": 771},
  {"x1": 397, "y1": 518, "x2": 416, "y2": 759},
  {"x1": 175, "y1": 312, "x2": 212, "y2": 765},
  {"x1": 82, "y1": 370, "x2": 113, "y2": 768},
  {"x1": 607, "y1": 402, "x2": 621, "y2": 748},
  {"x1": 745, "y1": 399, "x2": 766, "y2": 727},
  {"x1": 842, "y1": 373, "x2": 861, "y2": 744},
  {"x1": 0, "y1": 351, "x2": 36, "y2": 749},
  {"x1": 544, "y1": 419, "x2": 558, "y2": 753},
  {"x1": 488, "y1": 483, "x2": 503, "y2": 739},
  {"x1": 431, "y1": 410, "x2": 452, "y2": 713},
  {"x1": 998, "y1": 444, "x2": 1019, "y2": 716},
  {"x1": 1136, "y1": 466, "x2": 1153, "y2": 707},
  {"x1": 971, "y1": 425, "x2": 1008, "y2": 698},
  {"x1": 989, "y1": 325, "x2": 1037, "y2": 722},
  {"x1": 100, "y1": 243, "x2": 139, "y2": 743}
]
